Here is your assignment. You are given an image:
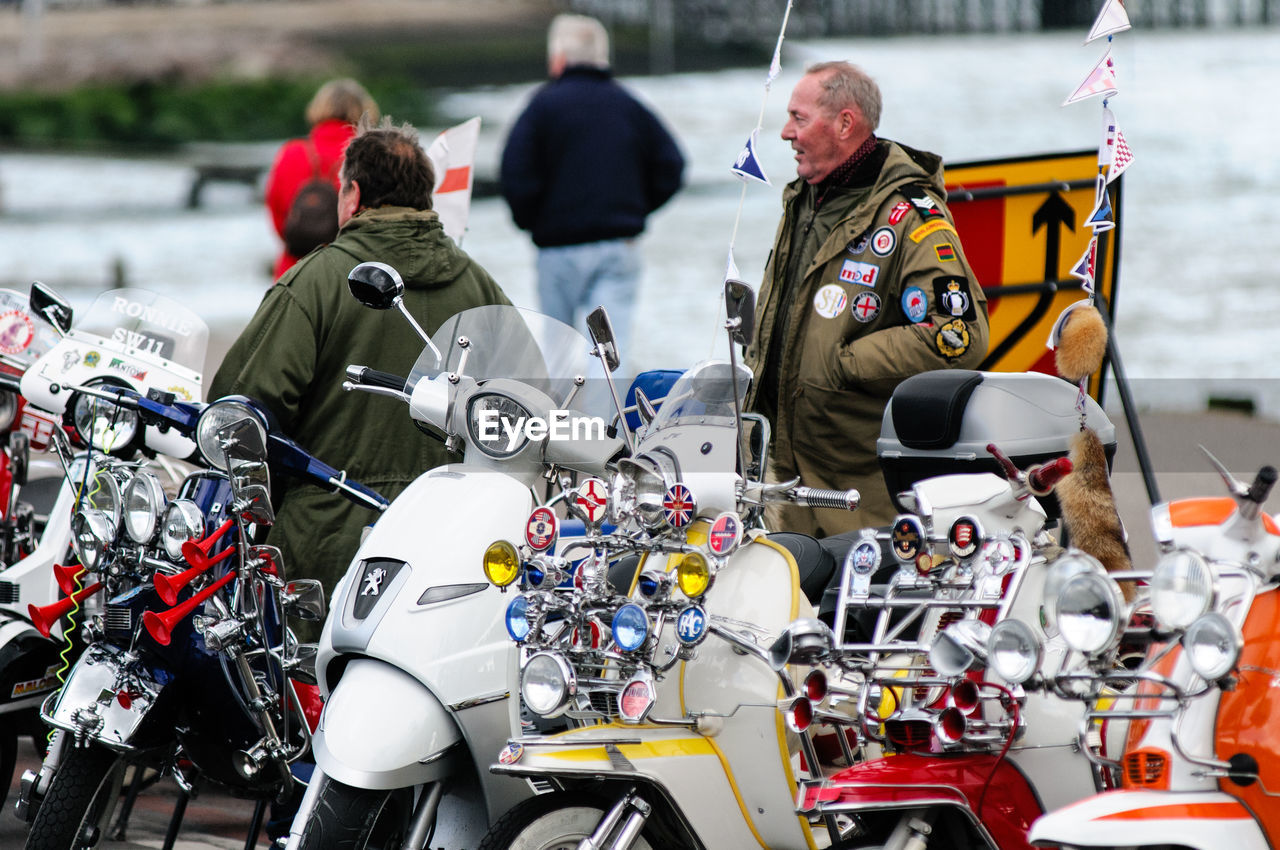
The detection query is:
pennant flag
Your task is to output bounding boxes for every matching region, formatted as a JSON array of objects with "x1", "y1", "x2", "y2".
[
  {"x1": 1085, "y1": 0, "x2": 1131, "y2": 44},
  {"x1": 1085, "y1": 175, "x2": 1115, "y2": 233},
  {"x1": 1099, "y1": 106, "x2": 1118, "y2": 168},
  {"x1": 1069, "y1": 235, "x2": 1098, "y2": 285},
  {"x1": 427, "y1": 116, "x2": 481, "y2": 245},
  {"x1": 1107, "y1": 128, "x2": 1135, "y2": 184},
  {"x1": 1064, "y1": 48, "x2": 1118, "y2": 106},
  {"x1": 731, "y1": 129, "x2": 771, "y2": 185}
]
